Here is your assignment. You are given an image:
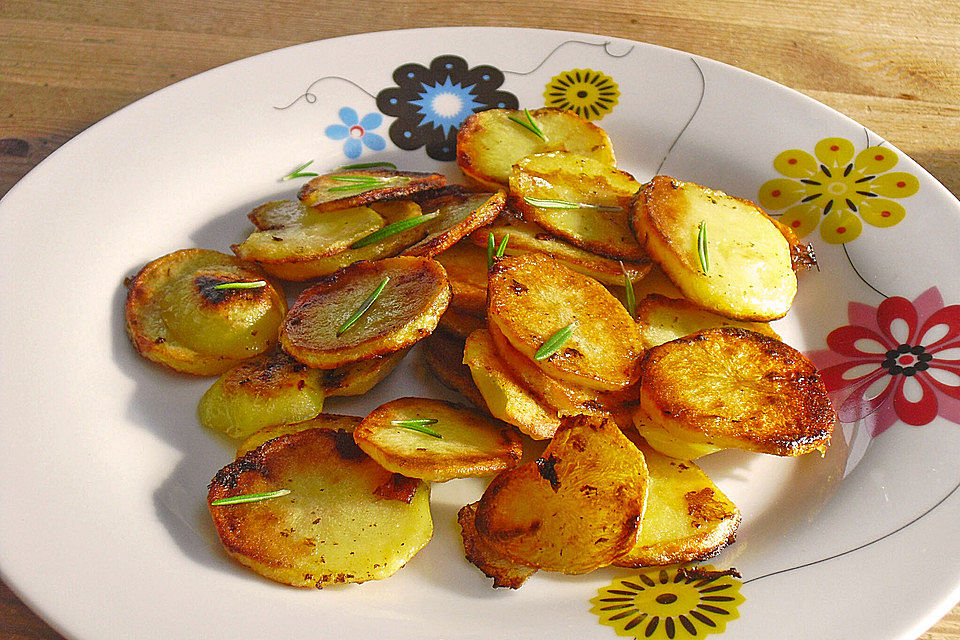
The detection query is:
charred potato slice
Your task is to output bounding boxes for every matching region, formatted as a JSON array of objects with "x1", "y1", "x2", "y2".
[
  {"x1": 457, "y1": 108, "x2": 616, "y2": 190},
  {"x1": 320, "y1": 348, "x2": 409, "y2": 398},
  {"x1": 630, "y1": 176, "x2": 797, "y2": 321},
  {"x1": 470, "y1": 212, "x2": 650, "y2": 286},
  {"x1": 198, "y1": 350, "x2": 325, "y2": 439},
  {"x1": 487, "y1": 253, "x2": 644, "y2": 391},
  {"x1": 236, "y1": 413, "x2": 362, "y2": 457},
  {"x1": 297, "y1": 168, "x2": 446, "y2": 211},
  {"x1": 636, "y1": 293, "x2": 780, "y2": 349},
  {"x1": 463, "y1": 329, "x2": 561, "y2": 440},
  {"x1": 639, "y1": 327, "x2": 835, "y2": 457},
  {"x1": 421, "y1": 332, "x2": 486, "y2": 408},
  {"x1": 614, "y1": 442, "x2": 740, "y2": 567},
  {"x1": 511, "y1": 152, "x2": 644, "y2": 261},
  {"x1": 402, "y1": 191, "x2": 506, "y2": 258},
  {"x1": 353, "y1": 398, "x2": 522, "y2": 482},
  {"x1": 433, "y1": 240, "x2": 489, "y2": 315},
  {"x1": 208, "y1": 427, "x2": 432, "y2": 587},
  {"x1": 458, "y1": 502, "x2": 537, "y2": 589},
  {"x1": 280, "y1": 256, "x2": 451, "y2": 369},
  {"x1": 436, "y1": 306, "x2": 486, "y2": 340},
  {"x1": 125, "y1": 249, "x2": 286, "y2": 375},
  {"x1": 475, "y1": 415, "x2": 648, "y2": 574}
]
